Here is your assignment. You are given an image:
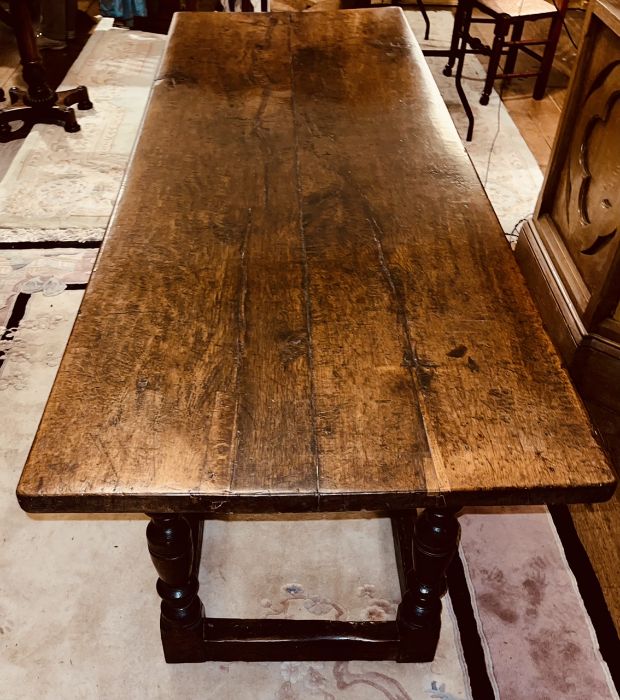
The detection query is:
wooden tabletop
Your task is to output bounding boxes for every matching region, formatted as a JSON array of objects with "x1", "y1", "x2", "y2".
[{"x1": 17, "y1": 9, "x2": 616, "y2": 513}]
